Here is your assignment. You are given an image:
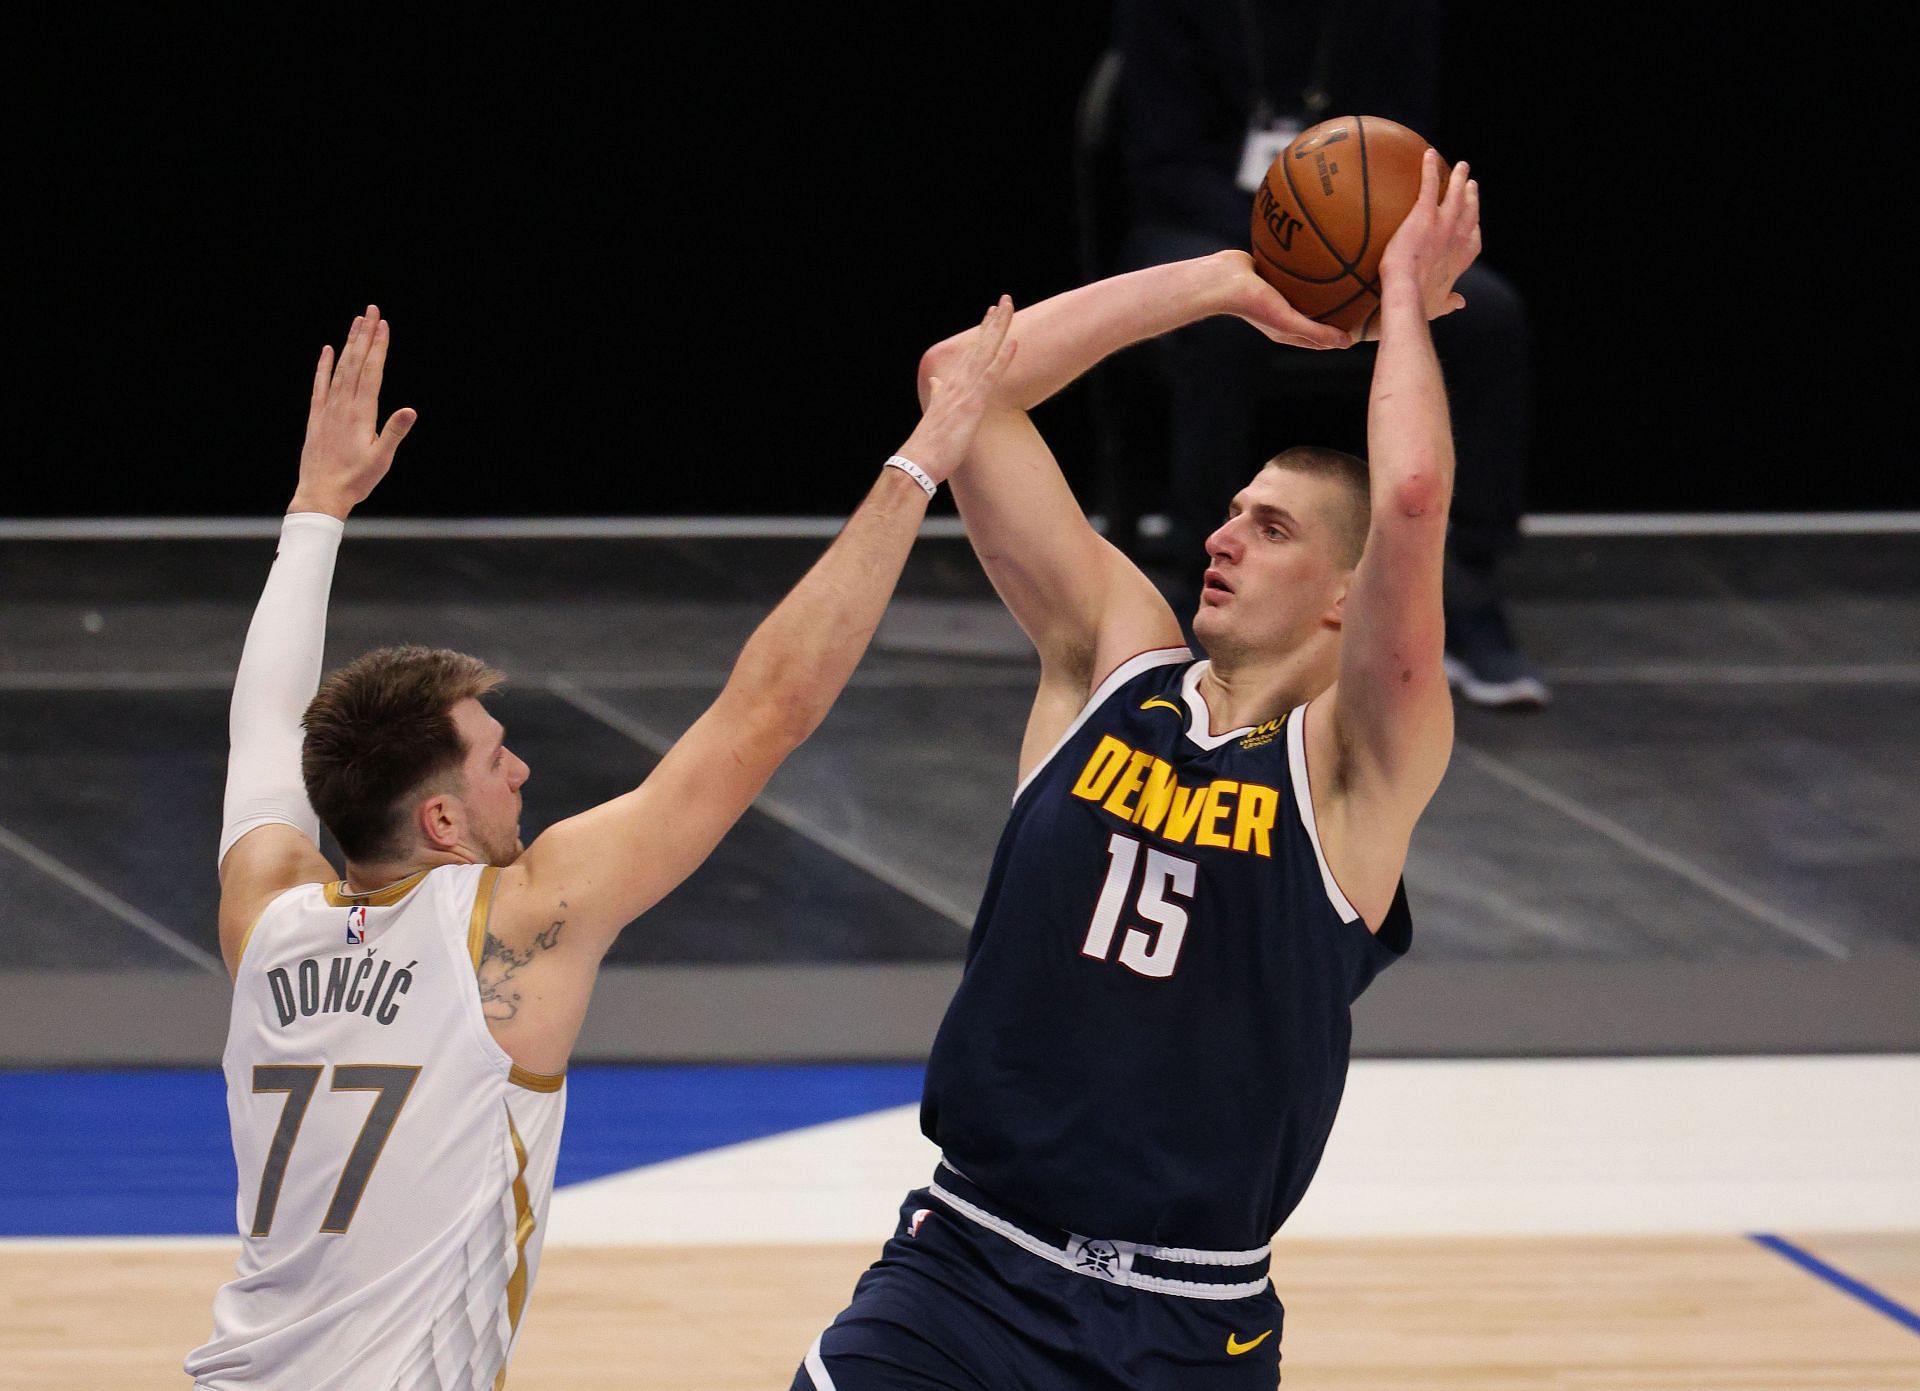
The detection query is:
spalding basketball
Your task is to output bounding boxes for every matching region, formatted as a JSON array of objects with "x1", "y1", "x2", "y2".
[{"x1": 1250, "y1": 115, "x2": 1444, "y2": 337}]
